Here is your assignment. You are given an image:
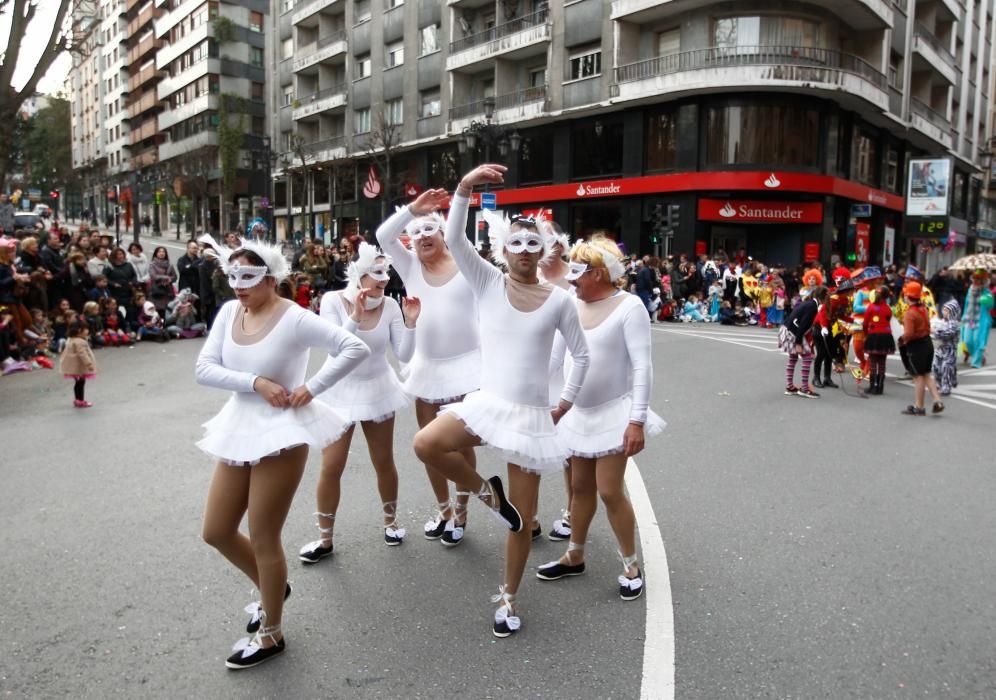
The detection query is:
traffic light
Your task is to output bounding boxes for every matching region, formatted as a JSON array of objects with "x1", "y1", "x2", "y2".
[
  {"x1": 667, "y1": 204, "x2": 680, "y2": 231},
  {"x1": 50, "y1": 191, "x2": 59, "y2": 199}
]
